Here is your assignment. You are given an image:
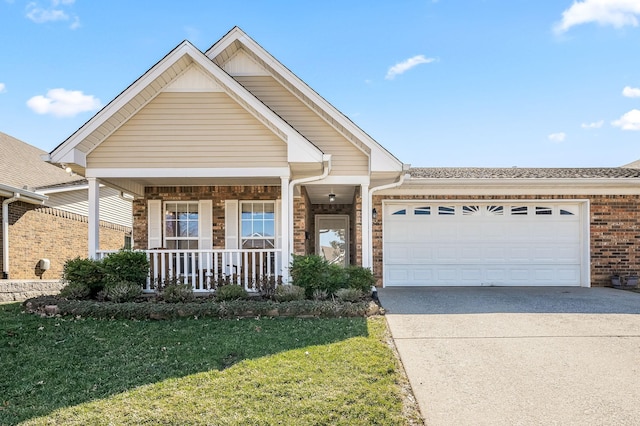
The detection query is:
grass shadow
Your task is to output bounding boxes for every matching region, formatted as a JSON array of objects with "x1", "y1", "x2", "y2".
[{"x1": 0, "y1": 303, "x2": 369, "y2": 424}]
